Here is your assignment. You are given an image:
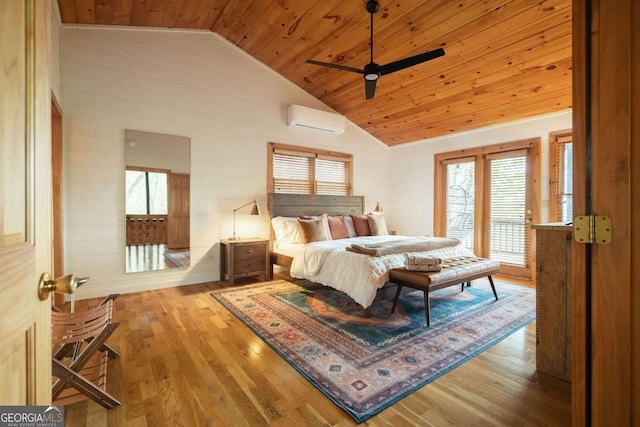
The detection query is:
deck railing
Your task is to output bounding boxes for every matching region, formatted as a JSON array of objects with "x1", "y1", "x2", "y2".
[
  {"x1": 126, "y1": 215, "x2": 168, "y2": 246},
  {"x1": 490, "y1": 218, "x2": 526, "y2": 265},
  {"x1": 448, "y1": 216, "x2": 528, "y2": 265}
]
